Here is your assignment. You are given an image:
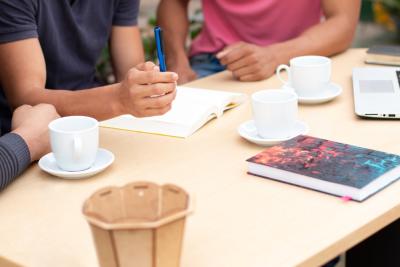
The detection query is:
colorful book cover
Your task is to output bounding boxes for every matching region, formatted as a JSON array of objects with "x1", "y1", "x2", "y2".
[{"x1": 247, "y1": 135, "x2": 400, "y2": 189}]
